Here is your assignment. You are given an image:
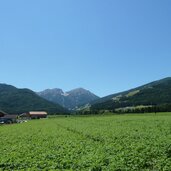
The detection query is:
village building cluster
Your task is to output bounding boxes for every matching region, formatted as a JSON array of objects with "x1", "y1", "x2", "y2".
[{"x1": 0, "y1": 110, "x2": 47, "y2": 124}]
